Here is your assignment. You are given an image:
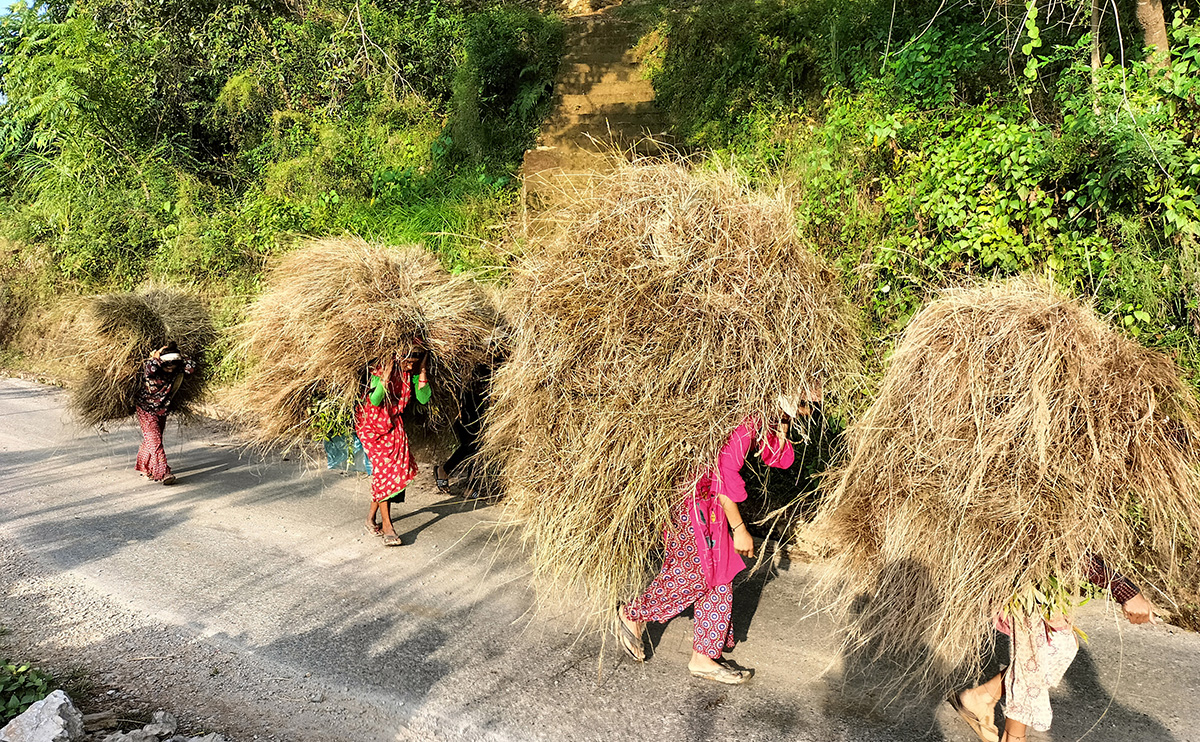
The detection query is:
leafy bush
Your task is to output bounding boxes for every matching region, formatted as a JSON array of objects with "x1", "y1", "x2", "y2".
[
  {"x1": 0, "y1": 0, "x2": 561, "y2": 294},
  {"x1": 451, "y1": 6, "x2": 564, "y2": 163},
  {"x1": 1, "y1": 661, "x2": 55, "y2": 724},
  {"x1": 639, "y1": 0, "x2": 1200, "y2": 386}
]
